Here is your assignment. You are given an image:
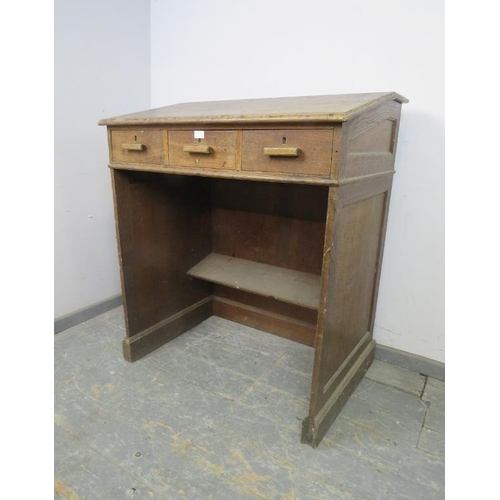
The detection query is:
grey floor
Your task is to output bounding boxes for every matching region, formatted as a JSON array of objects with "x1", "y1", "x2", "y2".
[{"x1": 55, "y1": 307, "x2": 445, "y2": 500}]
